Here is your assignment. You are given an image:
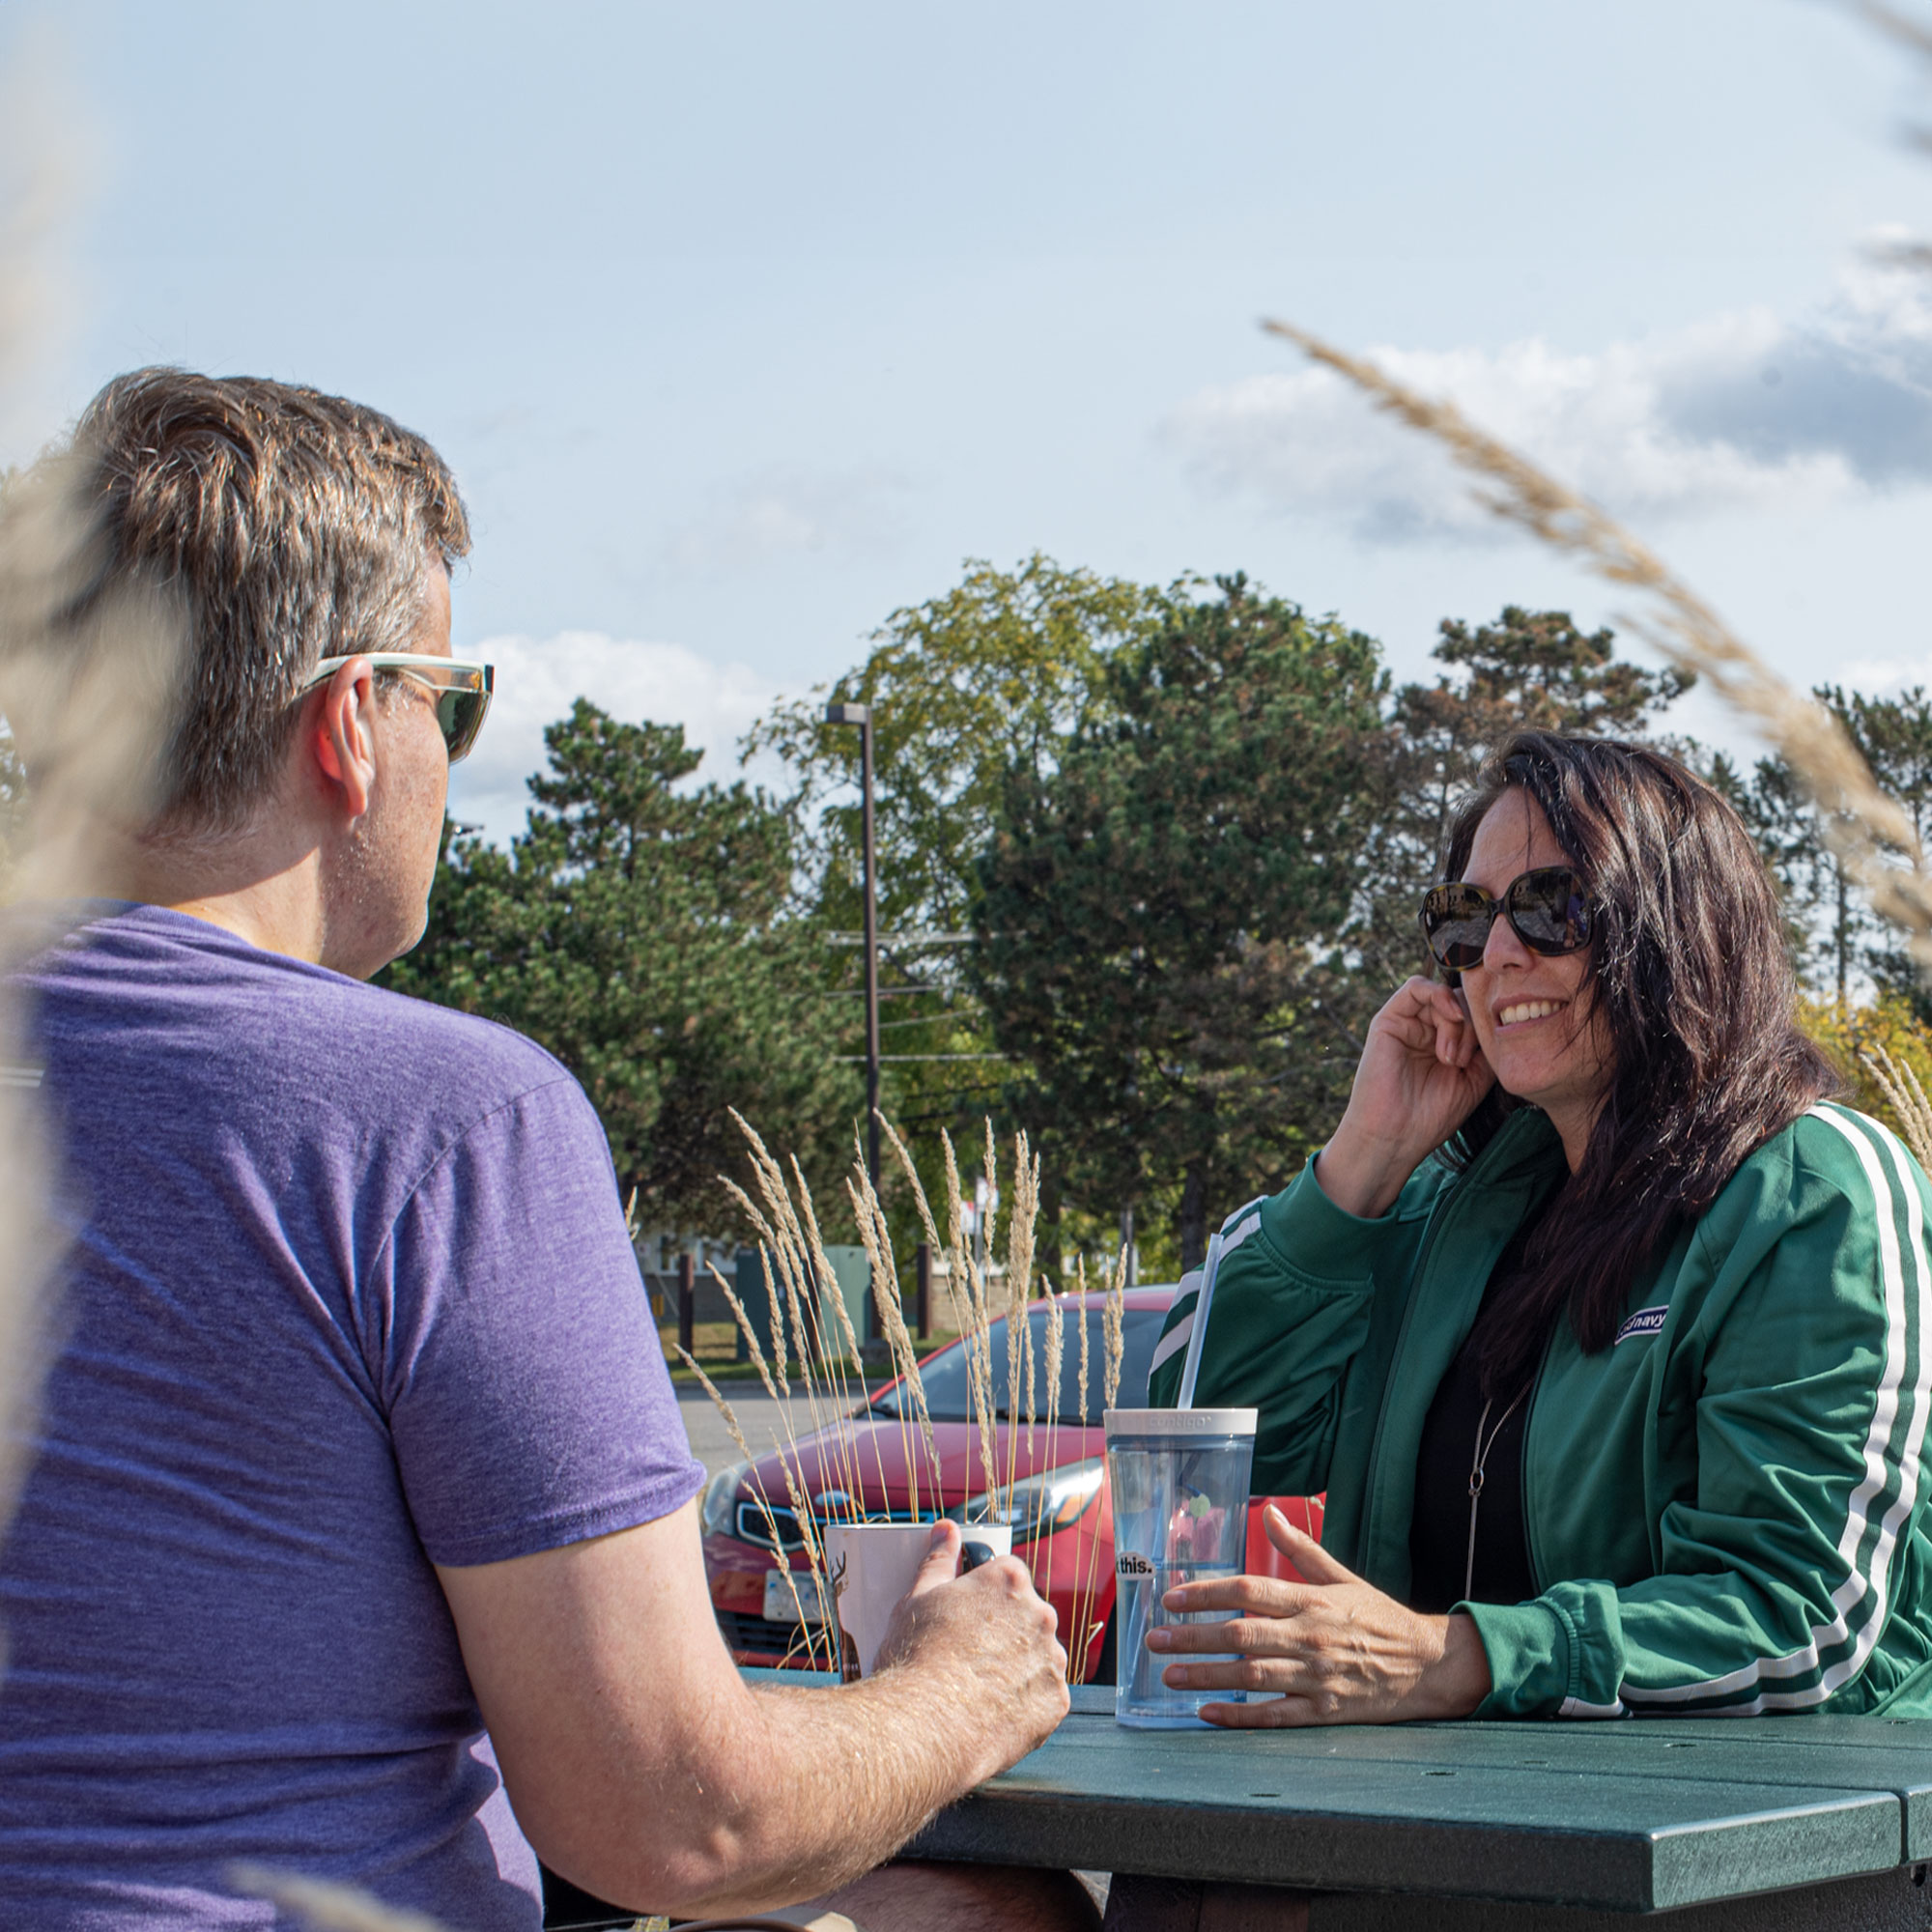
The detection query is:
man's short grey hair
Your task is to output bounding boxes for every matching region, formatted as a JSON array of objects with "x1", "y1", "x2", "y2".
[{"x1": 50, "y1": 368, "x2": 471, "y2": 832}]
